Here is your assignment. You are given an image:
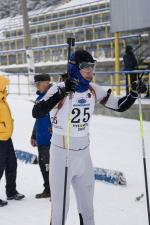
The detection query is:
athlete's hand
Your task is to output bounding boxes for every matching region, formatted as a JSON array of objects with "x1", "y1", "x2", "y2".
[
  {"x1": 131, "y1": 80, "x2": 147, "y2": 94},
  {"x1": 65, "y1": 78, "x2": 78, "y2": 94}
]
